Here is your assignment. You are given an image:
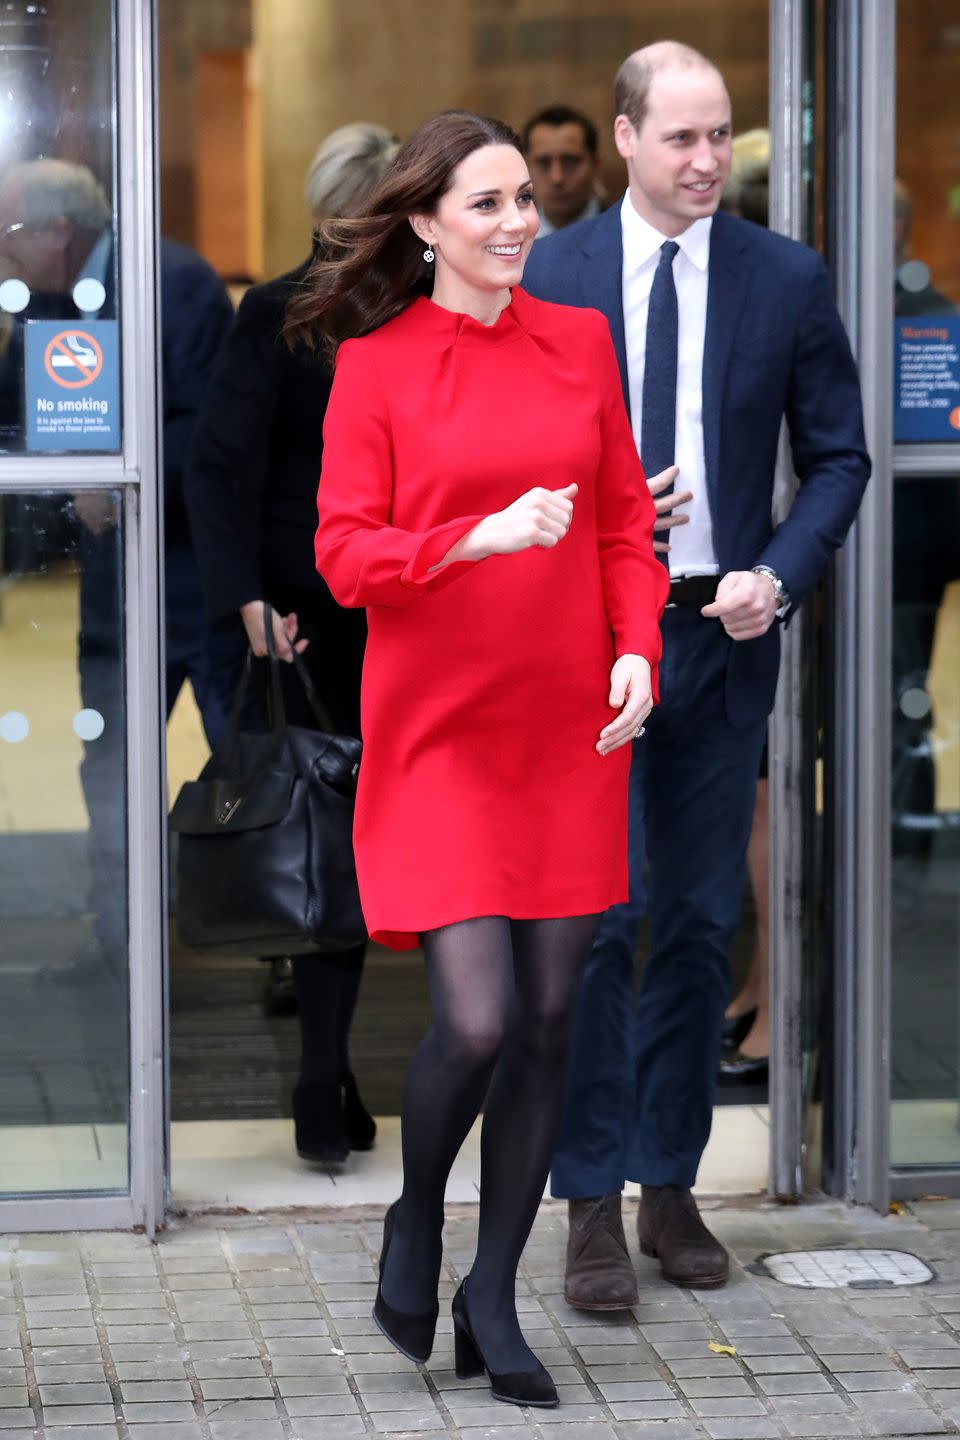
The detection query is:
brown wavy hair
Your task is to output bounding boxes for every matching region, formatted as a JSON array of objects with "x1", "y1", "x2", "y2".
[{"x1": 284, "y1": 109, "x2": 523, "y2": 358}]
